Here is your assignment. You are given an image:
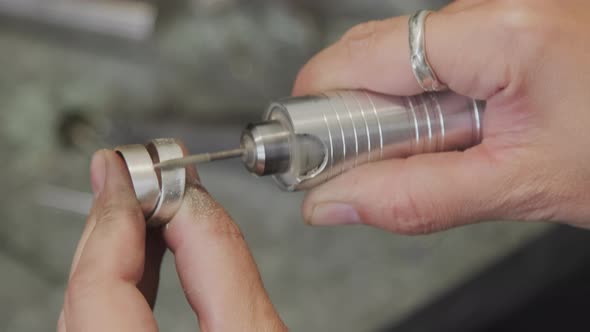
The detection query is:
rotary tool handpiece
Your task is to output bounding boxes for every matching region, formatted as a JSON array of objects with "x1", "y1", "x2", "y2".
[{"x1": 156, "y1": 90, "x2": 484, "y2": 191}]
